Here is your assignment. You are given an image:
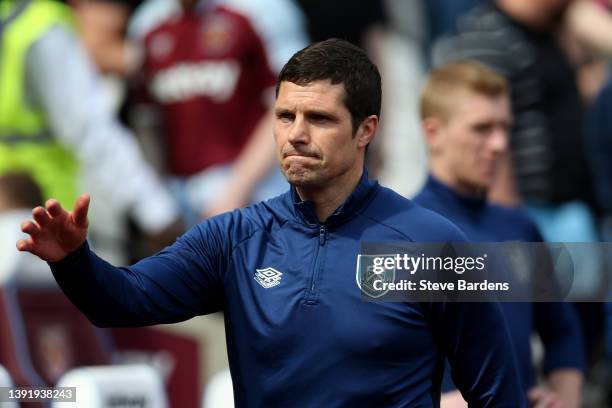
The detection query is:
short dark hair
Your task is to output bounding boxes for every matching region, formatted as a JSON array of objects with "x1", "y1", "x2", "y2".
[{"x1": 276, "y1": 38, "x2": 382, "y2": 134}]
